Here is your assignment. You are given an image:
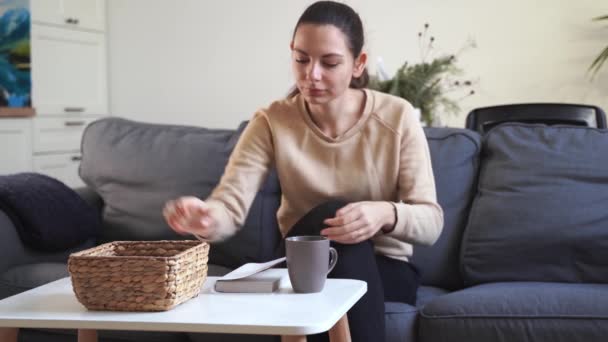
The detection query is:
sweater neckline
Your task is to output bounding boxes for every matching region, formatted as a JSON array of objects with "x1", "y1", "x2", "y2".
[{"x1": 298, "y1": 88, "x2": 374, "y2": 143}]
